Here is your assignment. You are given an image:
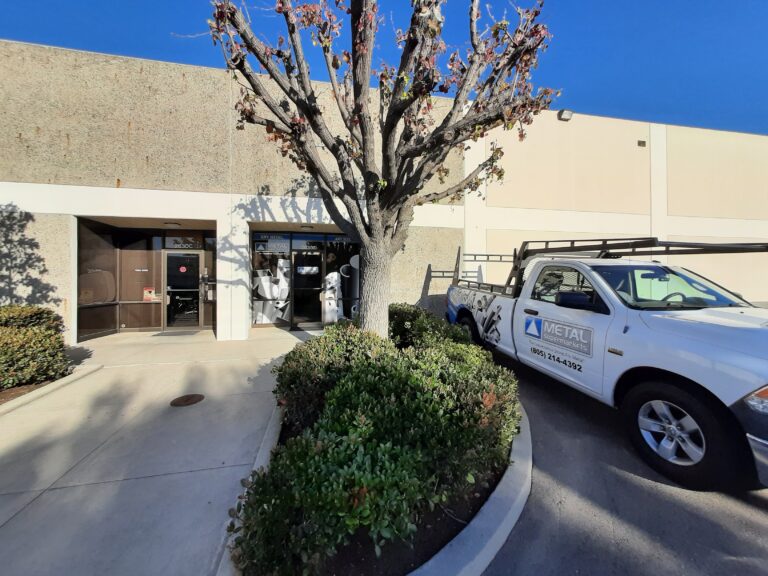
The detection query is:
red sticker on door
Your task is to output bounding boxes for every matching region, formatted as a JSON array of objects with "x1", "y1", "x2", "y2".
[{"x1": 179, "y1": 266, "x2": 187, "y2": 273}]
